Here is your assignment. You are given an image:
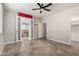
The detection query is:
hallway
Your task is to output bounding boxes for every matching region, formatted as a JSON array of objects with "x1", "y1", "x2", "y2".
[{"x1": 1, "y1": 38, "x2": 79, "y2": 56}]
